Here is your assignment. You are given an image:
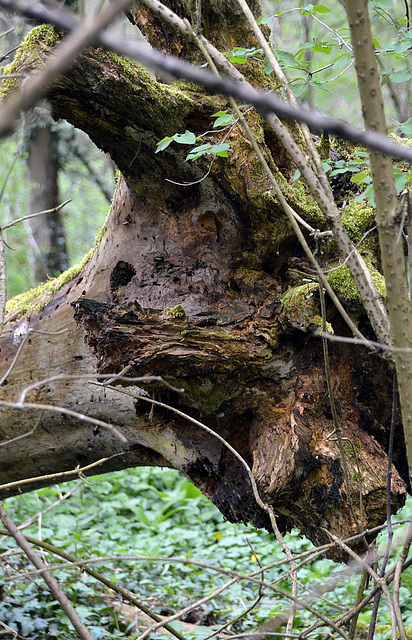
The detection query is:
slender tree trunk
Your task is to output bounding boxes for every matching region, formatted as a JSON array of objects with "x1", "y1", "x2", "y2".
[
  {"x1": 345, "y1": 0, "x2": 412, "y2": 483},
  {"x1": 27, "y1": 108, "x2": 68, "y2": 283}
]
